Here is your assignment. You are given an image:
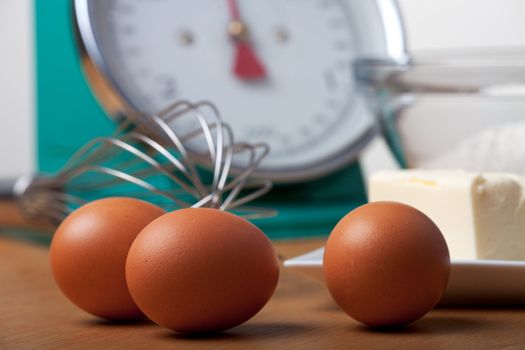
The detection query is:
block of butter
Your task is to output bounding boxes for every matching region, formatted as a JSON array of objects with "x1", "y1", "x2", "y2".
[{"x1": 369, "y1": 170, "x2": 525, "y2": 260}]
